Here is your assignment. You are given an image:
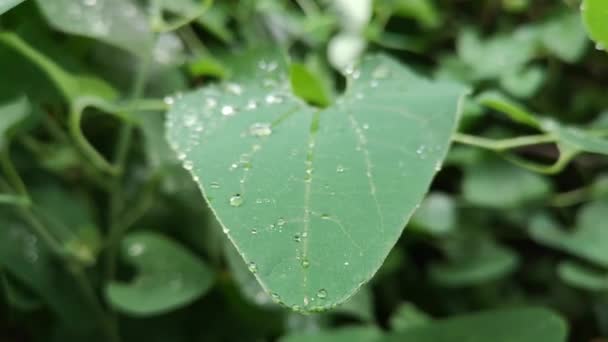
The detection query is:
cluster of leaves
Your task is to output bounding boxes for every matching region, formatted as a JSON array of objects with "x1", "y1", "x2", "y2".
[{"x1": 0, "y1": 0, "x2": 607, "y2": 341}]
